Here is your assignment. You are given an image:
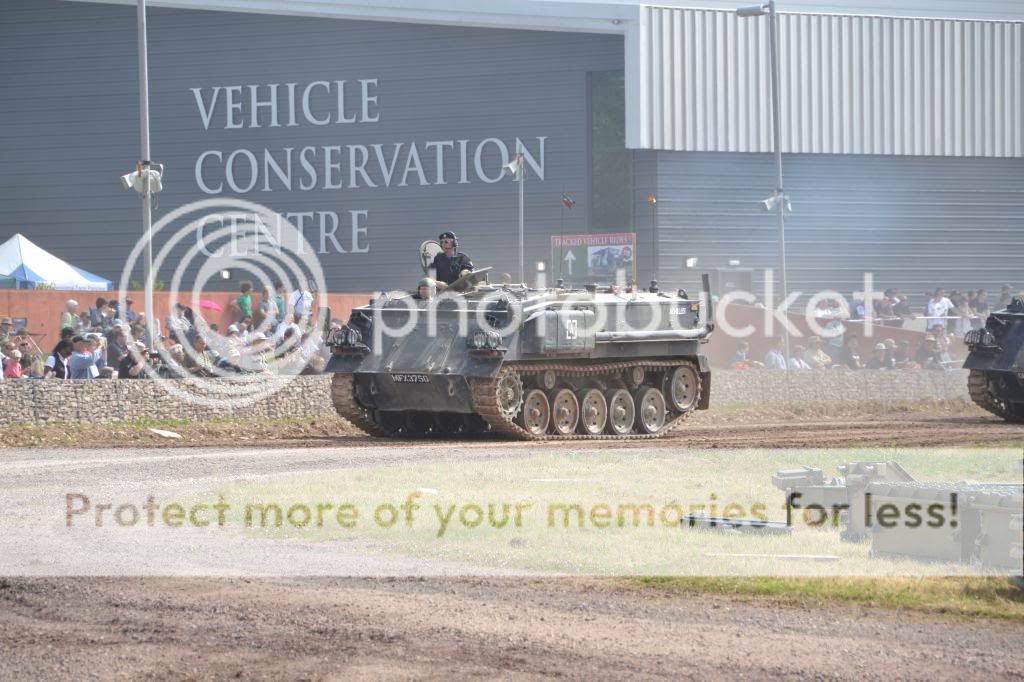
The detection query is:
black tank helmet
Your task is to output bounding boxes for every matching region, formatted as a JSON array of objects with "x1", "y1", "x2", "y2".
[{"x1": 438, "y1": 230, "x2": 458, "y2": 249}]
